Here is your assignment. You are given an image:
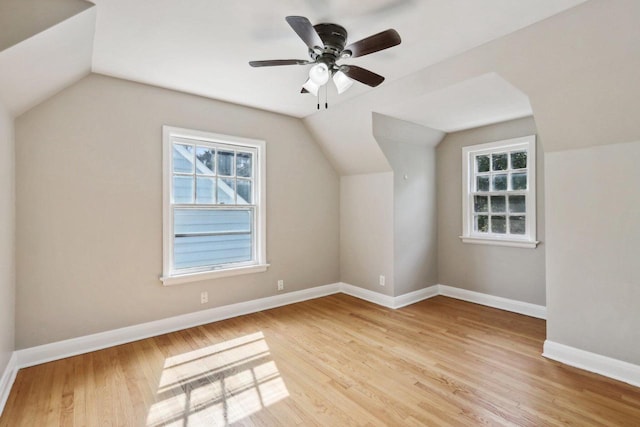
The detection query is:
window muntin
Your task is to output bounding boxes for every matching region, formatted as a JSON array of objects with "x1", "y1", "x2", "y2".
[
  {"x1": 162, "y1": 127, "x2": 267, "y2": 284},
  {"x1": 461, "y1": 135, "x2": 538, "y2": 248}
]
